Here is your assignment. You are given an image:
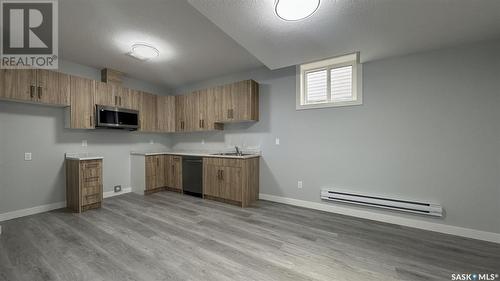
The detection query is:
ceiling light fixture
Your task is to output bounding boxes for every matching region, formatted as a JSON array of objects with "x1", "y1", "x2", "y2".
[
  {"x1": 129, "y1": 43, "x2": 159, "y2": 61},
  {"x1": 275, "y1": 0, "x2": 320, "y2": 21}
]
